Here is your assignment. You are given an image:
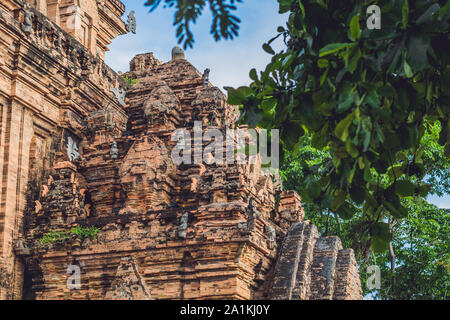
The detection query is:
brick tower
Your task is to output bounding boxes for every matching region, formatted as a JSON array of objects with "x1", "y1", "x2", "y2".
[{"x1": 0, "y1": 0, "x2": 362, "y2": 300}]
